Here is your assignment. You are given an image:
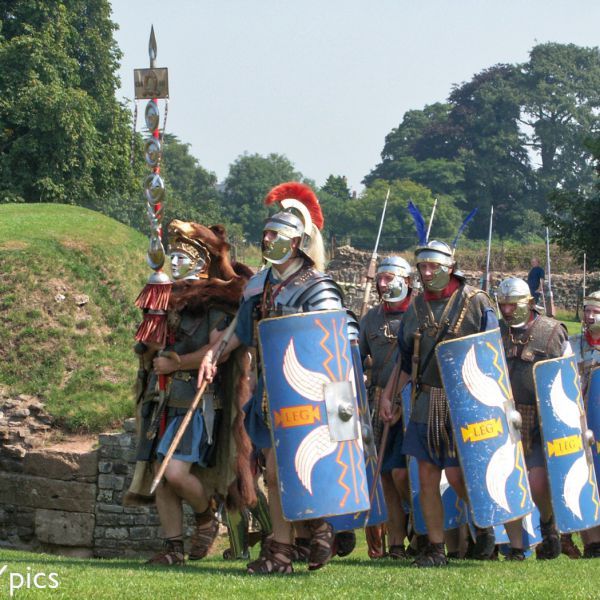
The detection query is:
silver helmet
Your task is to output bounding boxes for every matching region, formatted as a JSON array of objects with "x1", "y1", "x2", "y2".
[
  {"x1": 377, "y1": 256, "x2": 412, "y2": 303},
  {"x1": 584, "y1": 290, "x2": 600, "y2": 335},
  {"x1": 167, "y1": 224, "x2": 210, "y2": 281},
  {"x1": 262, "y1": 210, "x2": 305, "y2": 264},
  {"x1": 414, "y1": 240, "x2": 454, "y2": 292},
  {"x1": 496, "y1": 277, "x2": 532, "y2": 328}
]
